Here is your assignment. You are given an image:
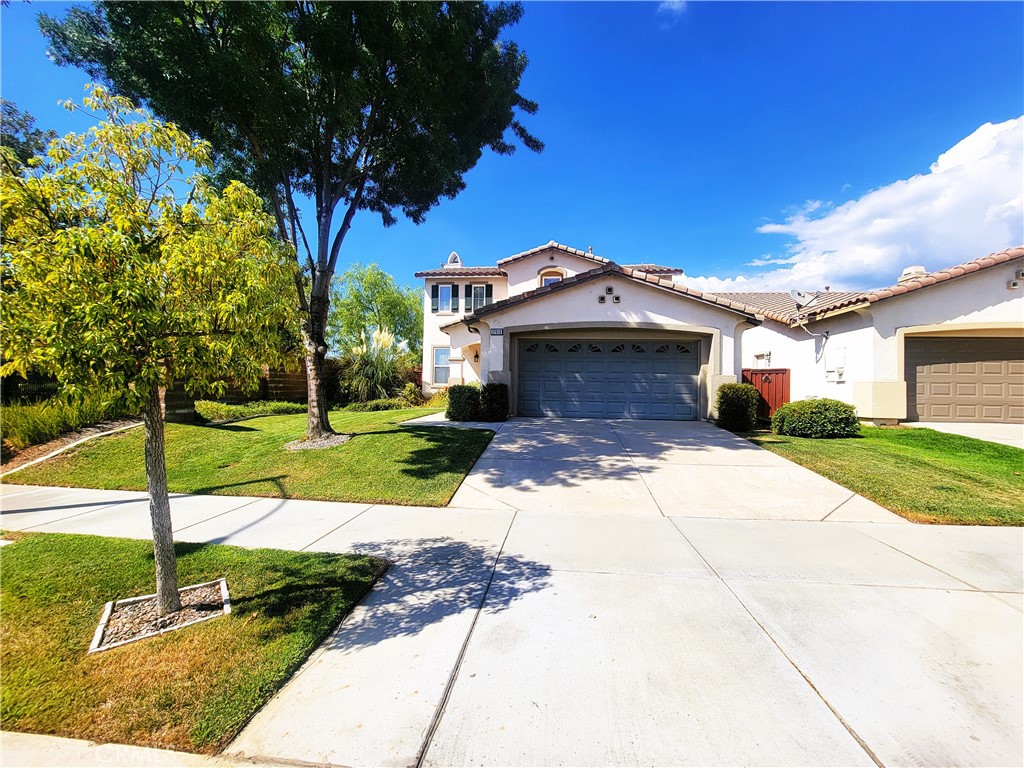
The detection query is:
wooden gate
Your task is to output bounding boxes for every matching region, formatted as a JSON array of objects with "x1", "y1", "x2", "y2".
[{"x1": 741, "y1": 368, "x2": 791, "y2": 420}]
